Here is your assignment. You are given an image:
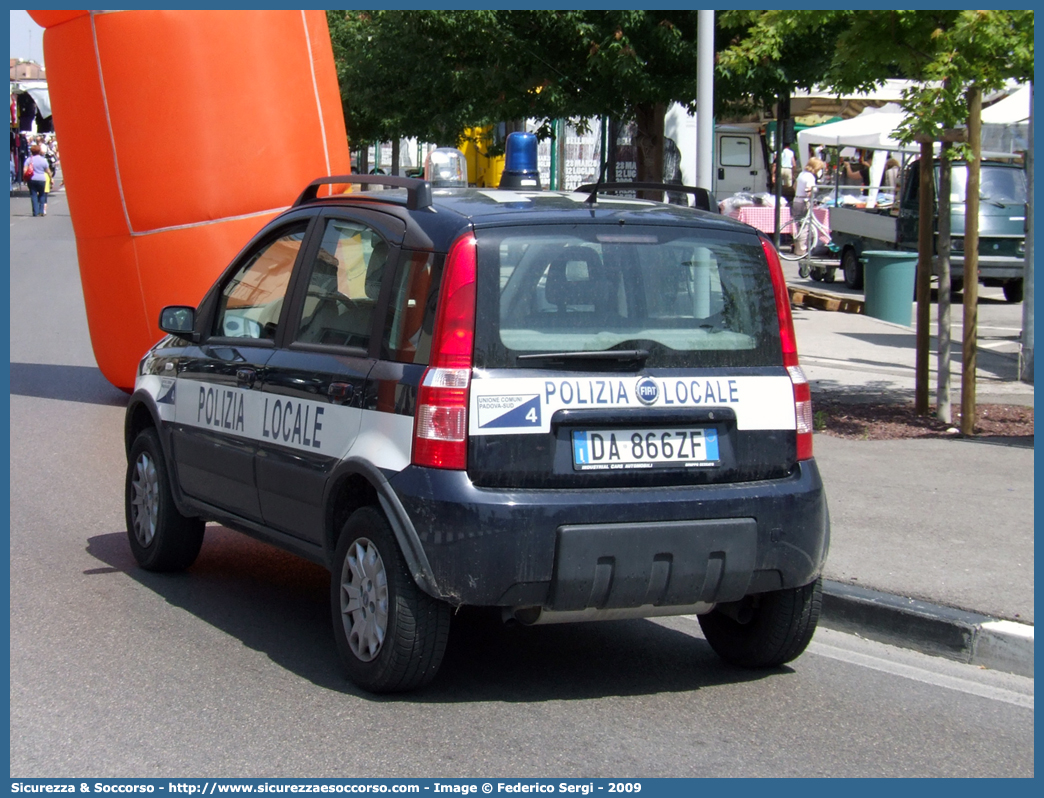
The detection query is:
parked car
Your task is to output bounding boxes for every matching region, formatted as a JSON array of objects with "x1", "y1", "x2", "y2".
[{"x1": 124, "y1": 173, "x2": 829, "y2": 693}]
